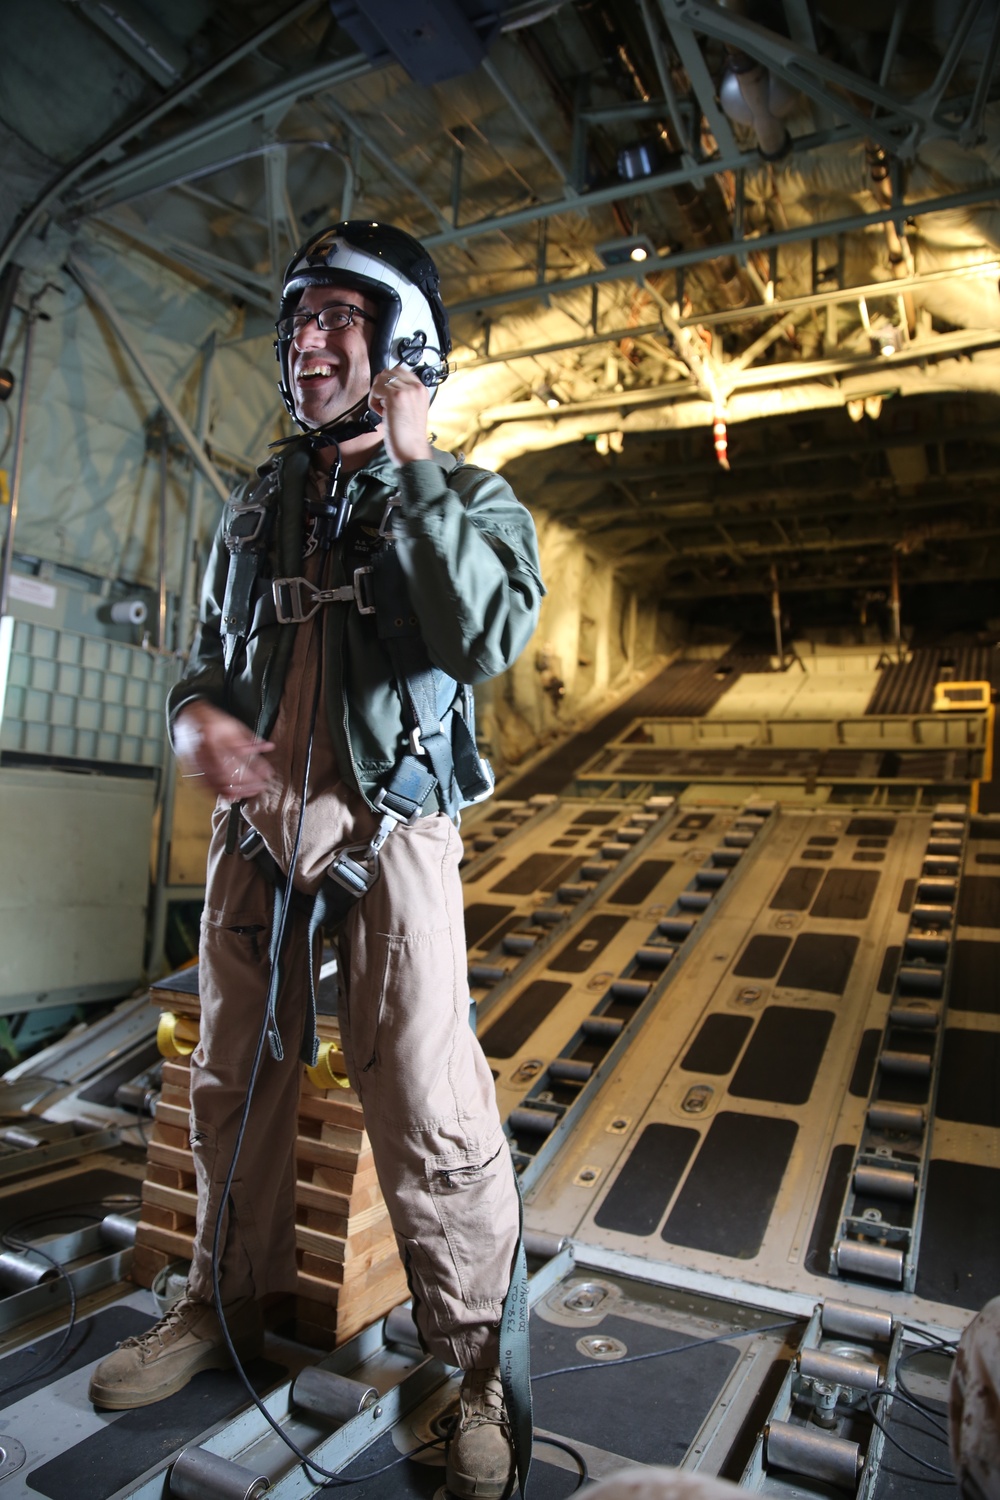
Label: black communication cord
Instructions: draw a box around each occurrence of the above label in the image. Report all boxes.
[531,1319,799,1383]
[864,1388,955,1480]
[0,1193,142,1399]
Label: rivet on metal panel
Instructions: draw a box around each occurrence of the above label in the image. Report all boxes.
[574,1165,601,1186]
[607,1116,630,1133]
[512,1059,544,1083]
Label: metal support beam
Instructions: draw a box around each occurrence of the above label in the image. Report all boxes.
[315,98,452,231]
[67,54,372,213]
[0,0,326,274]
[445,182,1000,317]
[961,2,1000,143]
[0,305,37,618]
[69,258,230,503]
[660,0,963,154]
[97,216,275,313]
[476,324,1000,424]
[481,55,575,191]
[637,0,694,158]
[660,6,738,154]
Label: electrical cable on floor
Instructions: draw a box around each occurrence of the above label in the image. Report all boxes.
[864,1388,955,1479]
[0,1194,143,1397]
[0,1232,78,1399]
[533,1434,588,1490]
[531,1319,799,1382]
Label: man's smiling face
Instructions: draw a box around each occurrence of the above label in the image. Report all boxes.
[289,284,379,430]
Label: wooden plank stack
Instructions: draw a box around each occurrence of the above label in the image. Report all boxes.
[133,971,409,1349]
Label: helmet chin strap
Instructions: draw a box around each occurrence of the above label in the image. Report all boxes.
[269,394,383,454]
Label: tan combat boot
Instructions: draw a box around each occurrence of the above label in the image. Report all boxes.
[88,1295,264,1410]
[445,1366,515,1499]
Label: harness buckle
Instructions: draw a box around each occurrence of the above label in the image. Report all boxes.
[353,566,376,615]
[372,785,423,825]
[272,576,355,623]
[272,570,375,623]
[408,722,445,757]
[327,844,380,897]
[225,500,270,551]
[378,490,402,538]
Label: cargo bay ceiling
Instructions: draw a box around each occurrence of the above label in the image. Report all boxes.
[2,0,1000,617]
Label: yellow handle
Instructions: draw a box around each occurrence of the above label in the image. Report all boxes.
[156,1011,200,1058]
[306,1039,351,1090]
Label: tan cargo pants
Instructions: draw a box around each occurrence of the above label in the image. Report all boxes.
[184,615,520,1372]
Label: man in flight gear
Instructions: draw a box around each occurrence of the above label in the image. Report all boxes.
[89,221,544,1500]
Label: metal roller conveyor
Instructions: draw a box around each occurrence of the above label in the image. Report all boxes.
[508,1106,560,1135]
[765,1421,862,1490]
[100,1213,138,1248]
[169,1447,270,1500]
[829,803,970,1295]
[820,1300,893,1344]
[469,965,506,985]
[383,1303,423,1352]
[895,966,944,997]
[0,1251,58,1292]
[910,903,955,927]
[521,1229,567,1260]
[916,877,957,903]
[677,890,712,911]
[502,934,537,955]
[292,1368,379,1424]
[798,1346,883,1392]
[710,845,742,865]
[609,979,651,1003]
[853,1163,917,1201]
[888,1002,939,1028]
[547,1058,594,1082]
[879,1050,932,1077]
[835,1239,904,1282]
[904,934,949,961]
[658,917,695,940]
[633,946,676,968]
[867,1103,925,1134]
[581,1016,625,1041]
[556,883,593,902]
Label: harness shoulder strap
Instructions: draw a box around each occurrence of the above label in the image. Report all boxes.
[220,462,282,667]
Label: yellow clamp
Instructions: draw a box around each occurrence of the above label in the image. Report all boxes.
[156,1011,200,1058]
[306,1039,351,1091]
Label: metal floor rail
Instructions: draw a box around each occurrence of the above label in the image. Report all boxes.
[830,804,970,1292]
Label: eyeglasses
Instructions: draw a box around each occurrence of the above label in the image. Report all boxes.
[275,303,375,340]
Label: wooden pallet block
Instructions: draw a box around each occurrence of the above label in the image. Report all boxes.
[135,1008,409,1347]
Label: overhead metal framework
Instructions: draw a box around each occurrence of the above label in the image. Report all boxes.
[4,0,1000,609]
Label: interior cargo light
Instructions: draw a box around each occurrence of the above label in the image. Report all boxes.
[595,235,658,268]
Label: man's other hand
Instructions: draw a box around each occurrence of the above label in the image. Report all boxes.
[369,364,433,466]
[173,700,275,802]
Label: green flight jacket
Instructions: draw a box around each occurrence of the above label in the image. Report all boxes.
[167,441,545,812]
